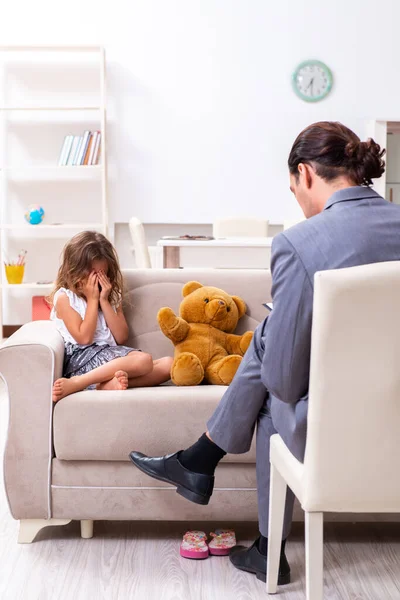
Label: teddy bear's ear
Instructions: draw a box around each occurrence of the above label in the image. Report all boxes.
[232,296,246,319]
[182,281,203,297]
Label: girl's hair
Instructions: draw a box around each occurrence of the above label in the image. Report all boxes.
[49,231,123,307]
[288,121,385,186]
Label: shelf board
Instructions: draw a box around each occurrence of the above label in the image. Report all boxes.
[0,223,104,230]
[0,106,101,111]
[1,166,101,170]
[0,165,102,179]
[1,282,54,289]
[0,46,103,53]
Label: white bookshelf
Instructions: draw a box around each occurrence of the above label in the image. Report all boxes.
[0,45,108,334]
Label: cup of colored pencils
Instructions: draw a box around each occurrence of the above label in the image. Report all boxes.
[5,250,26,284]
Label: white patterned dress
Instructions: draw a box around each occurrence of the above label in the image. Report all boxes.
[51,288,140,387]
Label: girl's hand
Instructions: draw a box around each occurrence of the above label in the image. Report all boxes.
[98,270,112,302]
[83,271,100,301]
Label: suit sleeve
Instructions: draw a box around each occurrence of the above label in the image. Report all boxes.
[261,233,313,404]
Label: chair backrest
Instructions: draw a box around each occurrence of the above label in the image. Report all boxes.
[303,262,400,512]
[283,217,306,231]
[213,217,269,238]
[129,217,152,269]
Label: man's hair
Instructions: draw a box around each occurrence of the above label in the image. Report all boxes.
[288,121,385,186]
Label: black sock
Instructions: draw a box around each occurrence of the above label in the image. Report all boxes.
[179,433,226,476]
[257,535,287,557]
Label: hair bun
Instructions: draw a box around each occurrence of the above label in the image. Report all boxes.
[345,138,385,185]
[345,140,364,162]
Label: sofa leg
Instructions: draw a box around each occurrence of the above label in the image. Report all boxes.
[18,518,72,544]
[80,520,94,539]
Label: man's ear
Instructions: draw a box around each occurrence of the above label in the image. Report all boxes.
[182,281,203,297]
[298,162,314,189]
[232,296,246,318]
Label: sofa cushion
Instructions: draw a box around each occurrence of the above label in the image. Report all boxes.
[53,385,256,463]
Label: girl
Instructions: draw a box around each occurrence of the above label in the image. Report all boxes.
[50,231,173,402]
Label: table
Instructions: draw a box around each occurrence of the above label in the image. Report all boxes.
[157,237,274,269]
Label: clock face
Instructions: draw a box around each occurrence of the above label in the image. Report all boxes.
[292,60,333,102]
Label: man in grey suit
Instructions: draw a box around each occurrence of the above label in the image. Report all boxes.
[130,122,400,584]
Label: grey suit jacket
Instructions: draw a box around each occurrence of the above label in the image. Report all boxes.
[261,186,400,460]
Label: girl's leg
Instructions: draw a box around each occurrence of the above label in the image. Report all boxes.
[53,351,153,402]
[128,356,173,388]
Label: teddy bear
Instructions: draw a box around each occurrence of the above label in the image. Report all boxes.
[157,281,254,386]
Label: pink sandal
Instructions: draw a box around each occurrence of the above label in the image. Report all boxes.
[180,530,209,560]
[208,529,237,556]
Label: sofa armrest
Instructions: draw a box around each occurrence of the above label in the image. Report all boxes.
[0,321,64,519]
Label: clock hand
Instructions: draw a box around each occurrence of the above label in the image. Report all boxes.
[305,77,314,91]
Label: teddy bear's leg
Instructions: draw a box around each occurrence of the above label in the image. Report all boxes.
[206,355,242,386]
[171,352,205,386]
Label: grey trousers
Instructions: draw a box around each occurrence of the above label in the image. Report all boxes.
[207,321,296,539]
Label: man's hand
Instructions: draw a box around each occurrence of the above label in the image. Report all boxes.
[98,270,112,302]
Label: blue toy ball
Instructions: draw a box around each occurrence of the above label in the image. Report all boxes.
[24,204,45,225]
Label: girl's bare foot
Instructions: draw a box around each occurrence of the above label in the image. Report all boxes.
[53,370,129,402]
[96,370,129,391]
[52,377,85,403]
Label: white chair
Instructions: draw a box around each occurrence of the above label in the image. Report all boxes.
[266,261,400,600]
[129,217,152,268]
[283,217,306,230]
[213,217,269,238]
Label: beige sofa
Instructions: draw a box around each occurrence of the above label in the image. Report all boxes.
[1,268,270,543]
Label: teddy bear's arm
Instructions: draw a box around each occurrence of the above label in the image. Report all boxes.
[157,307,190,343]
[225,331,254,356]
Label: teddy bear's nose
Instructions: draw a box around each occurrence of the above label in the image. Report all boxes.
[218,300,225,306]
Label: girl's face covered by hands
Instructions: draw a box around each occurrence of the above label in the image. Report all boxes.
[80,259,109,301]
[91,259,112,302]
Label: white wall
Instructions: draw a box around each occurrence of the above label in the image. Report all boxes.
[1,0,400,226]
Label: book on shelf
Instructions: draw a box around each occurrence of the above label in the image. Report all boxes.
[72,136,83,166]
[67,137,80,166]
[92,131,101,165]
[88,131,98,165]
[58,131,102,166]
[77,130,91,165]
[58,135,73,166]
[83,133,94,165]
[64,136,75,166]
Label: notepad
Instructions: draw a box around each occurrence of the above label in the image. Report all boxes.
[162,235,215,241]
[263,302,273,311]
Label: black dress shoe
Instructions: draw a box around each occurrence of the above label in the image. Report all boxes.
[129,451,214,505]
[229,538,291,585]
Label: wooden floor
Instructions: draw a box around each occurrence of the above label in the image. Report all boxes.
[1,384,400,599]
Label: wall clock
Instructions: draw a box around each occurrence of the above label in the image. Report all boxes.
[292,60,333,102]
